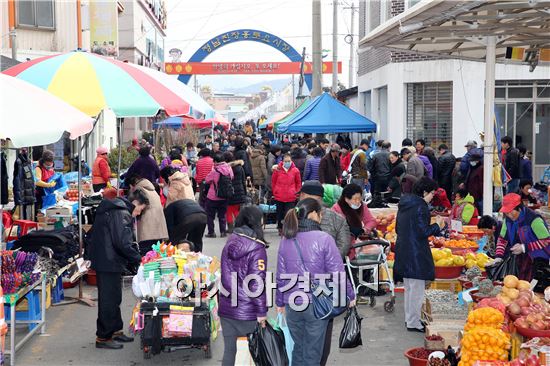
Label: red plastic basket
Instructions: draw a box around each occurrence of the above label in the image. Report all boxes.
[404,348,428,366]
[434,265,463,279]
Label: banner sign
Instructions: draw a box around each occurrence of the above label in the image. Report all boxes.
[89,0,118,57]
[165,61,342,75]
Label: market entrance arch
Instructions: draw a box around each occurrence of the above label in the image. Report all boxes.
[170,29,313,90]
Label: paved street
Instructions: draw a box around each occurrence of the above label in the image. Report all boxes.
[15,225,421,366]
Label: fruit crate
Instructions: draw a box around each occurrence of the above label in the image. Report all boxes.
[428,279,462,293]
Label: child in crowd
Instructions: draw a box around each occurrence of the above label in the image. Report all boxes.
[450,188,479,225]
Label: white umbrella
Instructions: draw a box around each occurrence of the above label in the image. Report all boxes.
[0,73,94,147]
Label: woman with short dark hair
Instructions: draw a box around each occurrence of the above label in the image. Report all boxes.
[332,183,377,240]
[394,177,445,332]
[34,150,56,212]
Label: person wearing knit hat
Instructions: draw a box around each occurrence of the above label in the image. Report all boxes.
[92,146,112,192]
[491,193,550,289]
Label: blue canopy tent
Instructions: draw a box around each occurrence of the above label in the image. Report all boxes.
[277,92,377,133]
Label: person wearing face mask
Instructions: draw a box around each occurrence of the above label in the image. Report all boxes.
[393,177,445,332]
[493,193,549,291]
[271,153,302,235]
[126,174,169,256]
[34,150,57,212]
[331,183,377,242]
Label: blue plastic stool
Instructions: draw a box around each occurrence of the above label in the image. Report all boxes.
[4,290,41,331]
[51,277,65,304]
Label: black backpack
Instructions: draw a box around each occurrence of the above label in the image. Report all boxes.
[215,168,234,199]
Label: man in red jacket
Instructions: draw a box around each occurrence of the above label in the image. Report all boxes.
[271,153,302,235]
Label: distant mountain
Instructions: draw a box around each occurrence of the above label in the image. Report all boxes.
[221,78,292,94]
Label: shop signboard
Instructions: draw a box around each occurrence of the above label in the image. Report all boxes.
[165,61,342,75]
[89,0,118,57]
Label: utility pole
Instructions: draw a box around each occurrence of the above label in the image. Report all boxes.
[332,0,338,93]
[349,3,355,87]
[9,28,17,60]
[312,0,322,97]
[193,75,198,94]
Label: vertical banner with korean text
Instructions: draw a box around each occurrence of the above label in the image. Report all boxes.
[89,0,118,57]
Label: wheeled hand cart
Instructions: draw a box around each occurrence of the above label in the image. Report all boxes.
[139,300,212,360]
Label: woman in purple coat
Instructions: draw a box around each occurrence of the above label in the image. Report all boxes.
[276,198,356,365]
[219,205,268,366]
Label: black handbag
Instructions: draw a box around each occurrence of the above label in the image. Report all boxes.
[292,239,347,320]
[486,255,518,281]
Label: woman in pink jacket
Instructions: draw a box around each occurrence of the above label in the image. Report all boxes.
[332,183,377,247]
[271,153,302,235]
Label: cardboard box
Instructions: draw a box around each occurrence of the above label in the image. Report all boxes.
[426,319,465,348]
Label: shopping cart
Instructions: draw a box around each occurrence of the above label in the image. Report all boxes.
[345,238,396,312]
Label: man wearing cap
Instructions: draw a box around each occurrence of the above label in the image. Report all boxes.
[299,180,351,366]
[92,146,112,192]
[493,193,549,288]
[460,140,483,177]
[318,144,342,185]
[464,152,484,213]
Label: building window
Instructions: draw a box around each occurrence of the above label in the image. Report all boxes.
[406,0,422,9]
[407,82,453,149]
[17,0,55,29]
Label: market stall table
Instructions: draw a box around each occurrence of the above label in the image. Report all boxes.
[3,275,47,366]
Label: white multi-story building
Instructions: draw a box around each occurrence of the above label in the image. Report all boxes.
[356,0,550,179]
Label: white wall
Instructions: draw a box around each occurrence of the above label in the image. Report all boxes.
[1,1,79,61]
[358,59,550,158]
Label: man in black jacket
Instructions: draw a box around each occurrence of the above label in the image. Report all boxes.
[89,196,141,350]
[233,136,253,180]
[437,144,456,201]
[368,141,392,194]
[501,136,521,193]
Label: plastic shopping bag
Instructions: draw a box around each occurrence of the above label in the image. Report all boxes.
[486,255,518,281]
[235,337,254,366]
[247,321,289,366]
[339,307,363,349]
[277,313,294,366]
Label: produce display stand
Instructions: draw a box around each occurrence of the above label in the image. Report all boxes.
[3,276,46,366]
